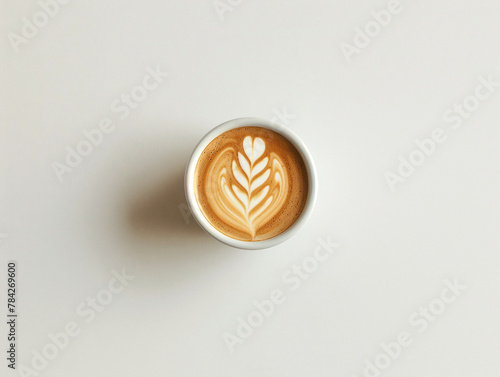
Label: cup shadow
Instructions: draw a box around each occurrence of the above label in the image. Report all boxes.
[127,169,199,240]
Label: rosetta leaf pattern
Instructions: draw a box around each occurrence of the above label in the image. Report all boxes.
[216,136,287,239]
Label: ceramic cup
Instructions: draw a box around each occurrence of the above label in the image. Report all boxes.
[185,117,317,250]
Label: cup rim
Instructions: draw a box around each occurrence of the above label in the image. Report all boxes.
[185,117,318,250]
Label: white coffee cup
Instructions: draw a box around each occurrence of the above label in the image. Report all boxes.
[184,117,318,250]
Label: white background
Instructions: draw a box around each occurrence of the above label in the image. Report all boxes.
[1,0,500,376]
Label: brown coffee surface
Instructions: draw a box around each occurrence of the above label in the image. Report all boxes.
[194,126,309,241]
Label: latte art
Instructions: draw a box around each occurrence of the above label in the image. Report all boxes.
[209,136,288,238]
[194,127,309,242]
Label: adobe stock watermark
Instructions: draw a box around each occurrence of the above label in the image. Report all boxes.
[51,65,168,183]
[177,106,296,224]
[384,75,500,192]
[222,236,340,353]
[350,278,467,377]
[213,0,244,21]
[270,106,296,128]
[17,268,134,376]
[340,0,410,63]
[8,0,72,53]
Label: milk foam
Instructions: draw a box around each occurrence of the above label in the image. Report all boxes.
[195,127,309,242]
[206,136,288,239]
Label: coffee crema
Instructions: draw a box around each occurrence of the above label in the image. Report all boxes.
[194,126,309,242]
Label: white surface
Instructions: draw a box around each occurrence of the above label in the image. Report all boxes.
[1,1,500,376]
